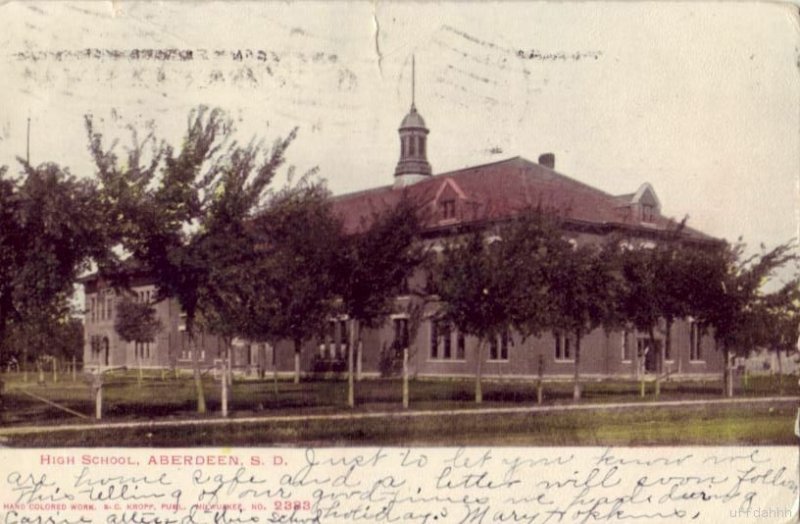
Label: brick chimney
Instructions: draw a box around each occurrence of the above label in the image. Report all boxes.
[538,153,555,169]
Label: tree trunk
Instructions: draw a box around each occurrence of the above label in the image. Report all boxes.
[402,344,409,409]
[95,384,103,420]
[93,374,103,420]
[662,320,673,395]
[271,340,279,399]
[221,341,229,418]
[722,345,730,397]
[536,354,544,405]
[137,354,143,387]
[347,320,357,408]
[259,343,266,379]
[650,327,660,398]
[52,358,58,383]
[356,338,363,382]
[187,317,207,414]
[293,339,301,384]
[573,332,582,401]
[776,347,784,395]
[475,341,484,404]
[72,356,76,382]
[0,322,4,377]
[23,346,28,382]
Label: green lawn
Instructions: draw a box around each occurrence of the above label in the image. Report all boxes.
[0,371,796,446]
[3,402,795,447]
[0,371,795,426]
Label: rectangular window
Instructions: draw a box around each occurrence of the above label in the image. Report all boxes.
[327,320,337,359]
[442,324,452,359]
[430,320,439,359]
[690,322,704,361]
[621,330,632,361]
[339,319,349,357]
[555,332,574,361]
[456,332,466,360]
[430,321,466,361]
[393,318,409,349]
[642,204,655,223]
[490,331,510,361]
[441,200,456,219]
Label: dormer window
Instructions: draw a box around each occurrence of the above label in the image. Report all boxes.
[441,199,456,220]
[642,204,655,223]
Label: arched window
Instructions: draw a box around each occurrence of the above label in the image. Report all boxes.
[419,136,425,157]
[409,135,416,156]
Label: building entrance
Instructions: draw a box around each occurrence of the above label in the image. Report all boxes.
[638,337,662,373]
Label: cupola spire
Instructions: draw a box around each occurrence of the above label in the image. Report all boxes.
[411,55,415,108]
[394,55,432,188]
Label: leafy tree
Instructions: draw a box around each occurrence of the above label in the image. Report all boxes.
[618,243,662,383]
[242,179,341,385]
[548,242,618,400]
[114,296,163,385]
[335,196,423,407]
[87,107,296,413]
[0,162,112,375]
[114,297,163,347]
[689,240,796,396]
[617,233,722,395]
[0,166,17,365]
[431,210,559,403]
[746,280,800,394]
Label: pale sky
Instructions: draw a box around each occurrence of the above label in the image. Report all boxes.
[1,2,798,281]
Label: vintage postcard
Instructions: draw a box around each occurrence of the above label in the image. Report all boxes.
[0,2,798,523]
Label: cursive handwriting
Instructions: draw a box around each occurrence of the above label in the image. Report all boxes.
[1,447,795,523]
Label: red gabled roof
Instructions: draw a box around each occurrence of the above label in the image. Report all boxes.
[331,156,713,241]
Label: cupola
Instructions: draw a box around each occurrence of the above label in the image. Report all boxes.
[394,57,432,188]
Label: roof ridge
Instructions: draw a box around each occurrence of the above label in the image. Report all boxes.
[431,156,522,178]
[512,157,623,201]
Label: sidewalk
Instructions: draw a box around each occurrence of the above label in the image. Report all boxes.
[0,395,796,437]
